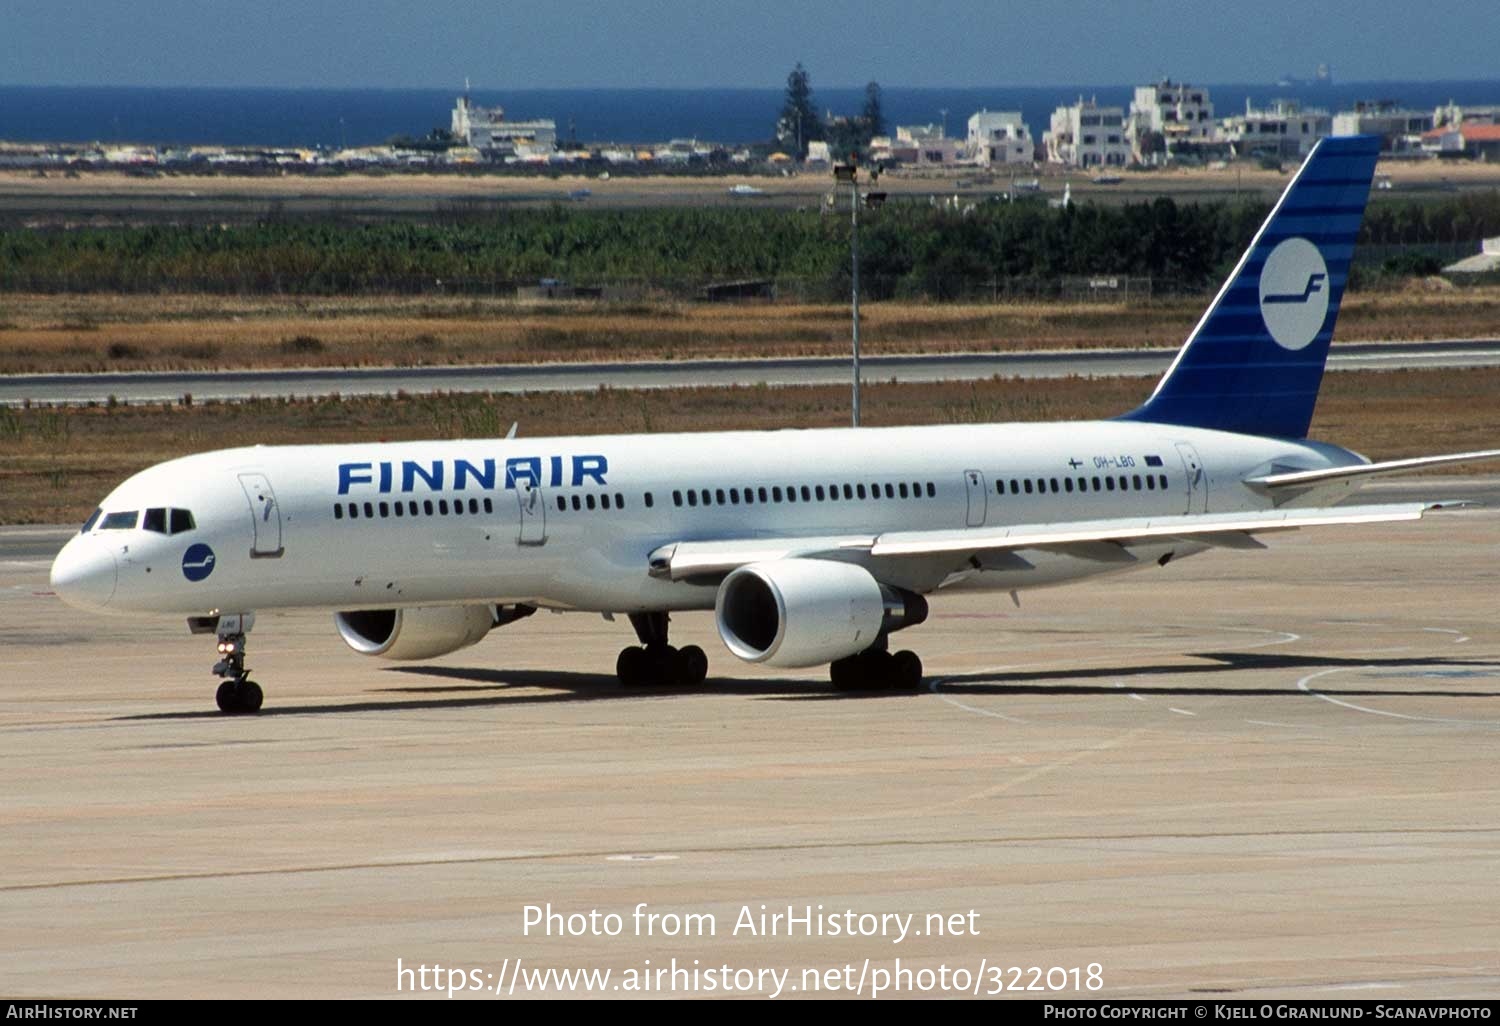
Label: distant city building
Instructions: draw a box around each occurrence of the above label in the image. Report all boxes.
[804,140,832,167]
[1331,103,1433,153]
[965,110,1033,166]
[451,93,556,159]
[1044,98,1129,168]
[1220,99,1331,159]
[1128,80,1214,164]
[1434,102,1500,129]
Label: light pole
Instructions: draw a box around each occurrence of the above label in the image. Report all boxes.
[834,162,861,426]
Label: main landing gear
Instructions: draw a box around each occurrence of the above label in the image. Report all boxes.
[201,613,263,714]
[616,612,709,688]
[829,639,923,692]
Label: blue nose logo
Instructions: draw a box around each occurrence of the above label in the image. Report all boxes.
[182,543,217,582]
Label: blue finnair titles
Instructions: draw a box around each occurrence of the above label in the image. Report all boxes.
[1121,134,1381,439]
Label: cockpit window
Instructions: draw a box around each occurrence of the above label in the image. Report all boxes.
[169,509,196,534]
[81,509,102,533]
[99,511,139,530]
[143,508,168,534]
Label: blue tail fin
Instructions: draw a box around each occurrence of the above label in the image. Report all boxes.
[1120,135,1380,439]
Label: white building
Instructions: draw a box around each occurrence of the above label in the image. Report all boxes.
[1220,100,1331,159]
[893,124,962,166]
[1129,80,1214,163]
[1044,99,1129,168]
[965,110,1033,166]
[451,94,556,159]
[1331,105,1433,153]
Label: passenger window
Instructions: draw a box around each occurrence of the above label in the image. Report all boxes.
[758,487,769,503]
[379,502,390,518]
[1132,475,1142,491]
[409,501,419,516]
[898,483,908,499]
[645,493,654,508]
[856,484,867,499]
[843,484,853,499]
[800,486,811,502]
[729,488,739,505]
[143,508,168,533]
[1118,476,1128,491]
[1063,479,1073,493]
[927,482,935,497]
[424,500,434,516]
[438,500,448,515]
[815,485,825,501]
[1023,480,1033,495]
[673,490,682,507]
[1159,474,1169,490]
[700,489,711,507]
[470,498,480,514]
[716,489,726,505]
[742,488,753,506]
[100,511,139,530]
[1145,475,1155,491]
[394,503,404,518]
[1050,479,1059,493]
[1092,477,1102,491]
[615,493,625,509]
[364,502,375,518]
[453,500,463,516]
[687,491,697,507]
[572,495,582,511]
[601,494,611,510]
[557,496,566,512]
[586,494,596,510]
[349,504,359,520]
[772,487,782,502]
[334,505,343,520]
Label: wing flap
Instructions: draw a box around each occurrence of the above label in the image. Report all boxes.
[869,503,1437,557]
[652,503,1450,580]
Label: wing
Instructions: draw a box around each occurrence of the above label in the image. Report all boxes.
[649,502,1461,583]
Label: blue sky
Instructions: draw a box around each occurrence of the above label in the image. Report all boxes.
[6,0,1497,89]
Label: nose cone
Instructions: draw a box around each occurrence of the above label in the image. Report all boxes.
[50,534,118,611]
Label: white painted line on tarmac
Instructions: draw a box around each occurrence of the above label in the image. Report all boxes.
[1168,707,1197,716]
[927,676,1029,723]
[1296,668,1500,726]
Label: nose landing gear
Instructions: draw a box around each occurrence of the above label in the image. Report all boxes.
[193,613,263,714]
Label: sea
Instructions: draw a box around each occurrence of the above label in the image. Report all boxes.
[2,81,1499,149]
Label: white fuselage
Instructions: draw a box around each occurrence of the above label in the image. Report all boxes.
[53,419,1359,620]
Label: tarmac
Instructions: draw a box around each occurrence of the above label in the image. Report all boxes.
[3,479,1499,1000]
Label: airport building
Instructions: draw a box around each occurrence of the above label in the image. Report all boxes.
[1044,98,1129,167]
[965,110,1034,166]
[451,94,557,159]
[1220,99,1332,159]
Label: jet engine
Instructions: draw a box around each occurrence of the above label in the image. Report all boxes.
[335,605,498,661]
[714,559,927,667]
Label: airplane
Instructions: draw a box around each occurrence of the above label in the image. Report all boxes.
[49,135,1500,714]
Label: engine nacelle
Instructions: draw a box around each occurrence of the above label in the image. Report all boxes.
[335,604,497,661]
[714,559,927,668]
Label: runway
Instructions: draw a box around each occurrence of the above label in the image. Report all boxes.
[3,481,1499,999]
[4,338,1500,406]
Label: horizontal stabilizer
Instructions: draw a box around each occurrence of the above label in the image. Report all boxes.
[1246,449,1500,489]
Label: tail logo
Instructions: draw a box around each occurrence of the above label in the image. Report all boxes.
[1259,237,1330,351]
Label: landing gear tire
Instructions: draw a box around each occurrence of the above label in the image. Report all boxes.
[830,648,923,691]
[616,646,649,687]
[678,645,708,687]
[890,650,924,690]
[214,678,264,714]
[616,642,708,687]
[238,680,264,712]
